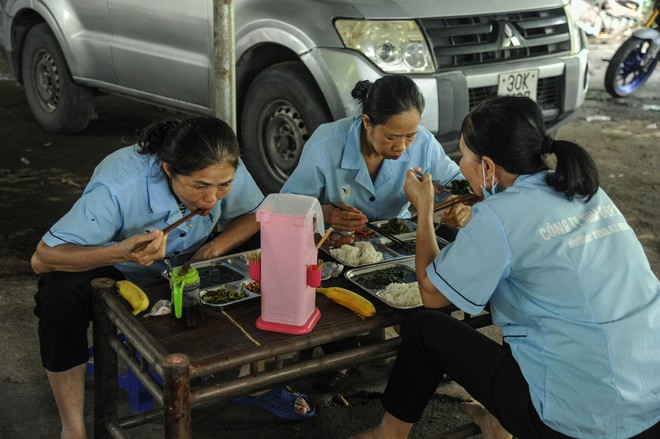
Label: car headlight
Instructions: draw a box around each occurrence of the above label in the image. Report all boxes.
[335,19,435,74]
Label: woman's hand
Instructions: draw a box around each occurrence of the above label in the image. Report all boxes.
[404,168,435,214]
[121,230,167,266]
[441,197,472,228]
[324,203,367,232]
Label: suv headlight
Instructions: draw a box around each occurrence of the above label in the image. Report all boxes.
[335,19,435,74]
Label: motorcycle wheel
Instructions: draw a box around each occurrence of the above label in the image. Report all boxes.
[604,36,659,97]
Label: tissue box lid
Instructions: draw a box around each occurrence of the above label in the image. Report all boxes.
[257,193,325,234]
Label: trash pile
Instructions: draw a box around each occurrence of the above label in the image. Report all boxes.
[570,0,648,38]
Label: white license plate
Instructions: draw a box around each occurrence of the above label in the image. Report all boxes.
[497,69,538,101]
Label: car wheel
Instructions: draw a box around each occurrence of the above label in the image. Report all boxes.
[21,23,94,133]
[240,61,332,194]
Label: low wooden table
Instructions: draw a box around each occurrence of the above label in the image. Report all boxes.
[91,274,491,438]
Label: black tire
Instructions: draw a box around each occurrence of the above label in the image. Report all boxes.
[240,61,332,194]
[604,36,659,98]
[21,23,94,132]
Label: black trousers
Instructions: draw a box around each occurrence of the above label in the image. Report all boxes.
[33,266,125,372]
[381,310,660,439]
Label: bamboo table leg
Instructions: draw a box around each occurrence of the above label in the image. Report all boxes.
[163,353,191,439]
[92,278,119,439]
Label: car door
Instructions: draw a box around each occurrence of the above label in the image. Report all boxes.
[108,0,213,110]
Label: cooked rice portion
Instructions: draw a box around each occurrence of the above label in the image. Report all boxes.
[378,281,422,307]
[329,241,384,266]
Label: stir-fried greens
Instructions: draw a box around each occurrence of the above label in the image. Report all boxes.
[379,218,413,234]
[450,180,474,195]
[387,240,416,255]
[202,285,246,304]
[353,266,417,290]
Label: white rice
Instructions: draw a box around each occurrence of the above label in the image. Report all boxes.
[328,241,384,266]
[378,282,422,307]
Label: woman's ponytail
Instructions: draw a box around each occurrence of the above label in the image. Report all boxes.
[545,139,599,201]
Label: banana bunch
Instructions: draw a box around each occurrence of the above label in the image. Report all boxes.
[116,280,150,316]
[316,287,376,317]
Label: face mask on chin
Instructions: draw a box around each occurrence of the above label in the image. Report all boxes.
[480,159,499,199]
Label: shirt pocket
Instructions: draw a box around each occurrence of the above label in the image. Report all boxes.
[501,324,528,343]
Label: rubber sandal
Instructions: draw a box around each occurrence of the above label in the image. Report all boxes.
[231,385,315,421]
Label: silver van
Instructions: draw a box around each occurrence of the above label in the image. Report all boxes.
[0,0,589,193]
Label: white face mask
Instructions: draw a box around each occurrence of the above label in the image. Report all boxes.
[481,159,499,199]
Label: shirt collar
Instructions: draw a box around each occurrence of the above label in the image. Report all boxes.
[146,155,181,222]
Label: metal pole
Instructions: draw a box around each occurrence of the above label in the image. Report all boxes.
[213,0,236,131]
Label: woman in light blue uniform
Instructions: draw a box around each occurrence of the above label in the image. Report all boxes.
[281,75,467,232]
[353,97,660,439]
[282,75,470,392]
[30,117,313,439]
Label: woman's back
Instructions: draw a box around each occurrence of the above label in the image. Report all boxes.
[470,172,660,435]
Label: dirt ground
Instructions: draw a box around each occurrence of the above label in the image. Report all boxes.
[0,36,659,438]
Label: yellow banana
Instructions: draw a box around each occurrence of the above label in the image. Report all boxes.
[116,280,150,316]
[316,287,376,317]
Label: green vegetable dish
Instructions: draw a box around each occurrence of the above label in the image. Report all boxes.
[202,285,246,305]
[450,180,473,195]
[379,218,412,234]
[352,266,417,290]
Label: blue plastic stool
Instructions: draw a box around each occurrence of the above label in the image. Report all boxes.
[87,335,163,413]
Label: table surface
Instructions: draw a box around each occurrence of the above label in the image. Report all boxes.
[135,274,406,377]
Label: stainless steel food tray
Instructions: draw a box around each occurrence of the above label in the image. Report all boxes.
[162,250,259,307]
[344,258,422,309]
[319,227,449,269]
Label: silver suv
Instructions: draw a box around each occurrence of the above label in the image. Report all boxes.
[0,0,589,193]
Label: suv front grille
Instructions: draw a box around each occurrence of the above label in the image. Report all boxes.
[468,76,560,111]
[420,7,571,70]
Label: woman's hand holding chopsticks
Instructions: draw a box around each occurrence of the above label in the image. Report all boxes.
[123,229,168,266]
[325,202,368,232]
[404,168,437,220]
[441,196,472,228]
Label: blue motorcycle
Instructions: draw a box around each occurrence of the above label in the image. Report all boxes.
[605,0,660,97]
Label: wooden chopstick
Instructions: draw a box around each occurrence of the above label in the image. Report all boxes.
[409,194,480,222]
[130,208,205,253]
[411,169,452,195]
[316,226,334,249]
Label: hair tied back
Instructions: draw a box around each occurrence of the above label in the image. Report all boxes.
[542,135,554,155]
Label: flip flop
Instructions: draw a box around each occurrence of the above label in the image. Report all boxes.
[231,385,315,421]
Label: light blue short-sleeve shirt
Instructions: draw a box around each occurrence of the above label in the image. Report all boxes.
[426,173,660,438]
[280,116,461,220]
[42,146,264,283]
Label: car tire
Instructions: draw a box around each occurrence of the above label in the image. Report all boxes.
[21,23,95,133]
[240,61,332,194]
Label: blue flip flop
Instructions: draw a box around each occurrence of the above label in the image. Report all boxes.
[231,385,316,421]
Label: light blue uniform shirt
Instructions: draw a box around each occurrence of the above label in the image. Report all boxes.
[42,146,264,283]
[280,116,461,220]
[426,172,660,438]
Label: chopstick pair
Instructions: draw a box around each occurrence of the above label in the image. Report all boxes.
[410,169,453,195]
[330,202,406,246]
[130,208,205,253]
[408,194,480,221]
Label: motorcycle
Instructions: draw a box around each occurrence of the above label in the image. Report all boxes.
[604,0,660,97]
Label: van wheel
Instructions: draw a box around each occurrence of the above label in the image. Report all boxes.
[240,62,332,194]
[21,23,94,133]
